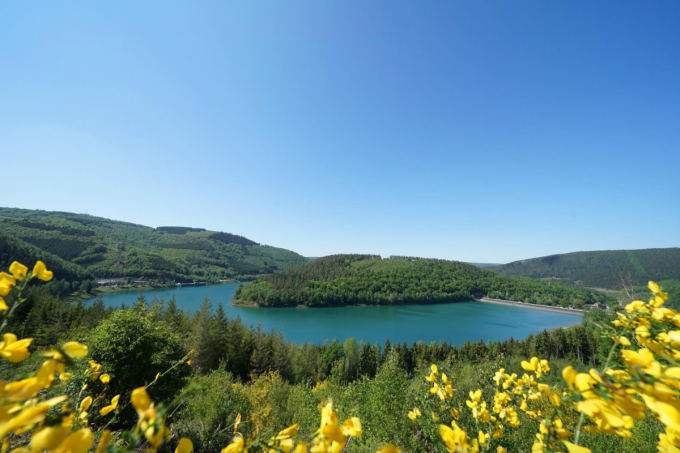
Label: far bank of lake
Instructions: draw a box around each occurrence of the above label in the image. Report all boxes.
[87,283,582,345]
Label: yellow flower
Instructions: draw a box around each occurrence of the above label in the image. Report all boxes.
[616,336,632,346]
[649,281,660,293]
[449,408,459,420]
[79,396,93,412]
[0,333,33,363]
[292,442,307,453]
[233,413,242,434]
[176,438,194,453]
[132,387,152,414]
[99,374,111,384]
[63,342,89,359]
[537,384,560,405]
[31,426,70,451]
[277,423,299,439]
[222,435,245,453]
[100,395,120,416]
[521,357,549,377]
[431,364,439,375]
[0,297,7,311]
[32,261,53,282]
[0,272,16,296]
[466,389,482,408]
[95,430,111,453]
[497,447,507,453]
[52,428,93,453]
[640,394,680,432]
[478,431,488,447]
[431,412,439,421]
[621,348,655,368]
[407,408,421,420]
[376,445,400,453]
[563,441,591,453]
[9,262,28,280]
[439,424,470,453]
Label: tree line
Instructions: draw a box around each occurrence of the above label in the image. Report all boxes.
[235,254,615,308]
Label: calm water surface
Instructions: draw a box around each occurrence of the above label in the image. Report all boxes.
[92,283,581,345]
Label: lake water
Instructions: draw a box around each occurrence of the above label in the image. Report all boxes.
[91,283,582,345]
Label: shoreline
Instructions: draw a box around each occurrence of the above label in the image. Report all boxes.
[478,297,584,316]
[232,297,585,316]
[74,281,240,302]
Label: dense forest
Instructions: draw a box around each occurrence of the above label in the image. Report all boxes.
[234,254,615,308]
[0,208,309,287]
[491,247,680,289]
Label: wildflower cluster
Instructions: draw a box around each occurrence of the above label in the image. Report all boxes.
[422,357,563,452]
[0,260,196,453]
[220,400,364,453]
[412,280,680,453]
[562,281,680,451]
[0,261,107,453]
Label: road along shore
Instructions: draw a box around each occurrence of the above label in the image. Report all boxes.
[478,297,584,316]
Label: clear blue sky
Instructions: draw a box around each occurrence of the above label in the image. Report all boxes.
[1,1,679,263]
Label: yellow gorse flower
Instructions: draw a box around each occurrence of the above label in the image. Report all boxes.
[95,430,112,453]
[407,407,421,420]
[100,395,120,416]
[79,396,93,412]
[0,333,32,363]
[221,435,245,453]
[176,437,194,453]
[9,261,28,280]
[233,413,242,434]
[0,272,16,296]
[376,445,400,453]
[63,342,89,359]
[32,261,53,282]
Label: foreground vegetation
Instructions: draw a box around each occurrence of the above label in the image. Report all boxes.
[491,247,680,290]
[3,259,680,453]
[0,207,309,287]
[234,255,614,308]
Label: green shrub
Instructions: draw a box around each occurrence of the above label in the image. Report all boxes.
[173,368,251,452]
[88,308,190,423]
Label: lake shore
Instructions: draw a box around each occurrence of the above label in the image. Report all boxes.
[478,297,584,316]
[75,281,240,302]
[88,283,582,344]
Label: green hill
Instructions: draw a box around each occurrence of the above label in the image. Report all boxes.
[490,248,680,289]
[0,207,308,284]
[234,254,613,308]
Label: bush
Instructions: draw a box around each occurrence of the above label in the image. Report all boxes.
[88,308,191,422]
[173,368,251,452]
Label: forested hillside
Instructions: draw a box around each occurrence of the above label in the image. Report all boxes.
[0,207,308,285]
[234,254,613,308]
[491,248,680,289]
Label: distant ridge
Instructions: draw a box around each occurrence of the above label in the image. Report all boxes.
[0,207,309,283]
[490,248,680,289]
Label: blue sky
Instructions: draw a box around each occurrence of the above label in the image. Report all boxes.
[1,1,679,263]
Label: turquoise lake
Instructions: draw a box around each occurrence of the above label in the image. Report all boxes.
[91,283,582,345]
